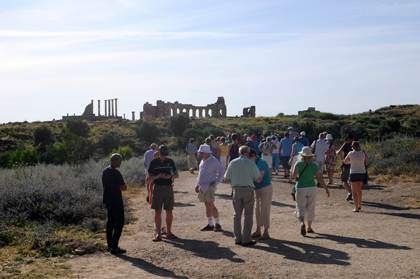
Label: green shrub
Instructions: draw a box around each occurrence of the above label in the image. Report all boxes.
[135,121,160,144]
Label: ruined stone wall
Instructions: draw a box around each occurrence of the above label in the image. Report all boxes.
[142,97,227,120]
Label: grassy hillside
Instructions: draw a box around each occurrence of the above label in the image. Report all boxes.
[0,104,419,168]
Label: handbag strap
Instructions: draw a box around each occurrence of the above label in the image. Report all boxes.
[298,163,309,178]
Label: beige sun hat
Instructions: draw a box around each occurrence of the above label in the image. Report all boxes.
[198,144,212,153]
[300,146,315,157]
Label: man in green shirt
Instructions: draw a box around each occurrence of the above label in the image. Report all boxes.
[225,146,262,246]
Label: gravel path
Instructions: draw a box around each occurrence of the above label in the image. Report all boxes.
[66,170,420,278]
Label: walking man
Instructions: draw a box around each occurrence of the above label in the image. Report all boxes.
[224,146,262,246]
[279,132,293,178]
[311,133,330,185]
[186,138,198,173]
[102,153,127,254]
[336,134,355,201]
[143,143,158,202]
[147,145,179,241]
[195,144,226,232]
[288,126,299,140]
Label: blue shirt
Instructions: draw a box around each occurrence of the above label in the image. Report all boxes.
[254,156,271,190]
[252,140,260,151]
[299,137,308,146]
[281,138,293,156]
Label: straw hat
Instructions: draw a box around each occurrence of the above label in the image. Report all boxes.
[198,144,212,153]
[300,146,315,157]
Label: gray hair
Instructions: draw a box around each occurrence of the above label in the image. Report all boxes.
[319,133,325,139]
[150,143,157,148]
[298,154,314,164]
[239,146,250,155]
[110,153,122,162]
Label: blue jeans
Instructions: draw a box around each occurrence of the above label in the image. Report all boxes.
[271,154,280,169]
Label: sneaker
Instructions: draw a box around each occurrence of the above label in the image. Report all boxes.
[214,224,222,232]
[200,224,214,231]
[275,170,278,175]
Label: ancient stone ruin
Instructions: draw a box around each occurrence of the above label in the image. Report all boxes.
[62,97,256,121]
[62,99,122,121]
[141,97,228,120]
[298,107,319,115]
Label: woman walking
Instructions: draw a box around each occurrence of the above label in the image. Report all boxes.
[288,137,304,184]
[343,141,368,212]
[248,149,273,240]
[324,134,339,185]
[292,147,329,236]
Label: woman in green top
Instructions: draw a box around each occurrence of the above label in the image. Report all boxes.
[291,147,329,236]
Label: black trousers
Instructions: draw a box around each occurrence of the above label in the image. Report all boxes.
[106,204,124,249]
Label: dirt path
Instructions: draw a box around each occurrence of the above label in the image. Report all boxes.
[66,170,420,278]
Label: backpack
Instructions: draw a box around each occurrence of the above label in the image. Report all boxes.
[261,142,272,155]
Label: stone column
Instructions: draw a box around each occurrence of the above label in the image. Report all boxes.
[111,99,114,117]
[108,100,111,117]
[132,111,135,121]
[98,100,101,116]
[115,98,118,117]
[104,100,107,117]
[198,109,202,118]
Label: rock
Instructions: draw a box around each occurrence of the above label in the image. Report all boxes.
[75,248,86,255]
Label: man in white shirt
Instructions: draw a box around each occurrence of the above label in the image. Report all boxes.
[310,133,329,184]
[195,144,226,232]
[143,143,158,202]
[288,126,300,140]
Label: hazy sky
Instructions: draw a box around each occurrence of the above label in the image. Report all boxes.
[1,0,420,123]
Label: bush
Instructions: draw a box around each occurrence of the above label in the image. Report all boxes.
[135,121,160,144]
[169,114,190,137]
[98,133,121,155]
[65,120,90,138]
[111,146,133,160]
[7,148,39,168]
[34,126,55,148]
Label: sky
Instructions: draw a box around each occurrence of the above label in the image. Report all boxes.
[1,0,420,123]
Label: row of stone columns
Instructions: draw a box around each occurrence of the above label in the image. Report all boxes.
[98,98,118,117]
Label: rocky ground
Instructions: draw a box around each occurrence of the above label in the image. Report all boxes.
[65,170,420,279]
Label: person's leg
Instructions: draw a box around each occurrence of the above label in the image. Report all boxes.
[242,187,255,244]
[260,185,273,234]
[295,188,308,235]
[341,168,352,198]
[305,188,317,231]
[155,209,162,237]
[357,182,363,208]
[253,189,262,236]
[112,205,125,249]
[232,187,244,243]
[165,210,173,234]
[106,206,116,249]
[351,182,359,211]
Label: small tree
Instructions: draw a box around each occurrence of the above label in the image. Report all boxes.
[135,121,160,144]
[66,119,90,138]
[169,114,190,137]
[34,126,55,149]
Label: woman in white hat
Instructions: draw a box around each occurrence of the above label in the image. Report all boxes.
[325,134,339,185]
[291,147,329,236]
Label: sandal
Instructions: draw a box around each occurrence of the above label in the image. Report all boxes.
[251,232,261,238]
[307,228,315,233]
[352,209,359,212]
[167,233,178,239]
[152,236,162,242]
[259,234,270,240]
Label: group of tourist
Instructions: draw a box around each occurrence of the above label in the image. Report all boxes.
[101,128,369,253]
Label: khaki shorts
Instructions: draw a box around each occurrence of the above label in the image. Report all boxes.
[151,185,174,210]
[341,167,350,182]
[199,187,216,203]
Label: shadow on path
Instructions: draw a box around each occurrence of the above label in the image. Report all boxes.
[173,191,189,195]
[216,193,232,200]
[271,201,295,208]
[373,211,420,220]
[174,202,195,207]
[362,201,411,211]
[115,254,189,278]
[165,238,244,263]
[316,233,412,250]
[255,239,350,265]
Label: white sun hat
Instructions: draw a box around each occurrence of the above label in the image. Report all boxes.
[198,144,212,153]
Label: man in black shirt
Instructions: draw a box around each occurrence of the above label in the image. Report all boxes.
[102,153,127,254]
[147,145,179,241]
[337,134,354,201]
